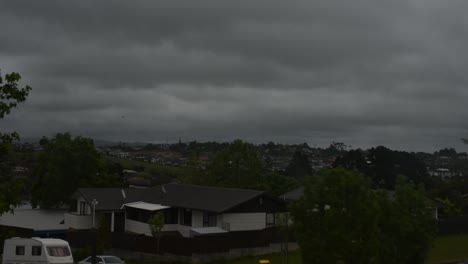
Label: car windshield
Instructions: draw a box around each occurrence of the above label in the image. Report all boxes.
[102,257,123,263]
[46,247,71,257]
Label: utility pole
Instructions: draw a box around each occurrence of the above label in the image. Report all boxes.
[91,199,99,264]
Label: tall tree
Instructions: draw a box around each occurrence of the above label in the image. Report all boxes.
[291,168,381,264]
[334,146,429,189]
[285,149,312,179]
[291,167,436,264]
[31,132,122,208]
[204,139,263,189]
[0,70,31,213]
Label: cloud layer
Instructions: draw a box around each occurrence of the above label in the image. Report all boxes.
[2,0,468,151]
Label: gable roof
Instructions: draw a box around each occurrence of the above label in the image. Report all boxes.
[77,183,264,213]
[281,186,304,201]
[151,183,264,213]
[77,188,148,211]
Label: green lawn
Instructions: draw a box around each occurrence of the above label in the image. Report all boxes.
[111,158,191,179]
[207,251,302,264]
[125,236,468,264]
[427,234,468,264]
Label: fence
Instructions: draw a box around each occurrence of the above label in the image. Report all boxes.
[66,227,291,256]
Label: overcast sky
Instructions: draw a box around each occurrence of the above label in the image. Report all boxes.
[2,1,468,152]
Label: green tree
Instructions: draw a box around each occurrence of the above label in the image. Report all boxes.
[0,70,31,213]
[148,212,165,257]
[31,132,122,208]
[291,168,436,264]
[204,139,263,189]
[375,176,437,264]
[285,150,312,179]
[291,168,381,264]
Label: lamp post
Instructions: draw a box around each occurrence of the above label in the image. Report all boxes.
[91,199,99,228]
[91,198,98,264]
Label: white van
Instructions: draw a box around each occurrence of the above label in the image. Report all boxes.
[2,238,73,264]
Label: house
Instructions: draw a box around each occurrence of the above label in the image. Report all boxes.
[0,202,67,237]
[429,168,460,179]
[64,183,286,237]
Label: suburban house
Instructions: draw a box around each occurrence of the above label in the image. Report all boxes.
[0,202,67,237]
[65,183,286,237]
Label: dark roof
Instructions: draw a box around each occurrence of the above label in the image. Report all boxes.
[77,183,264,213]
[281,187,304,201]
[77,188,148,211]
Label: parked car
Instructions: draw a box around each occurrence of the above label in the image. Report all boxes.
[78,256,125,264]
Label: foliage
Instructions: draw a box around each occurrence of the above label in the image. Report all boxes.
[148,212,165,237]
[148,211,165,257]
[182,139,300,194]
[290,167,436,264]
[435,198,461,217]
[0,71,31,118]
[262,171,299,196]
[285,150,312,179]
[333,146,429,189]
[0,70,31,213]
[203,139,263,189]
[31,132,122,208]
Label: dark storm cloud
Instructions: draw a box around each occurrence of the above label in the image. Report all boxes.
[2,0,468,151]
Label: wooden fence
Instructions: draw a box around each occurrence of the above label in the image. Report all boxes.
[66,227,290,256]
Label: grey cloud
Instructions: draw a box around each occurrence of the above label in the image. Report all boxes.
[1,0,468,152]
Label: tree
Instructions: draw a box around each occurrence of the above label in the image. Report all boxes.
[0,70,31,213]
[291,168,381,264]
[148,212,165,257]
[290,167,436,264]
[31,132,122,208]
[375,176,436,263]
[285,150,312,179]
[334,146,429,189]
[203,139,263,189]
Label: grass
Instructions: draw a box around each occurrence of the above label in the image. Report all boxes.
[125,251,302,264]
[125,235,468,264]
[111,158,191,179]
[207,251,302,264]
[427,234,468,264]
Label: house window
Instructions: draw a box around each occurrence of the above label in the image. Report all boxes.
[79,201,87,215]
[47,246,71,257]
[266,213,275,227]
[32,246,42,256]
[16,246,25,255]
[164,208,178,224]
[182,209,192,226]
[203,212,217,227]
[70,199,78,212]
[126,207,152,223]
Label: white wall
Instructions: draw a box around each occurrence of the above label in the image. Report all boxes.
[192,211,204,228]
[126,219,152,236]
[221,213,266,231]
[64,213,93,229]
[125,220,193,237]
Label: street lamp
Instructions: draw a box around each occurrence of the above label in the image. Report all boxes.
[91,198,99,264]
[91,199,99,228]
